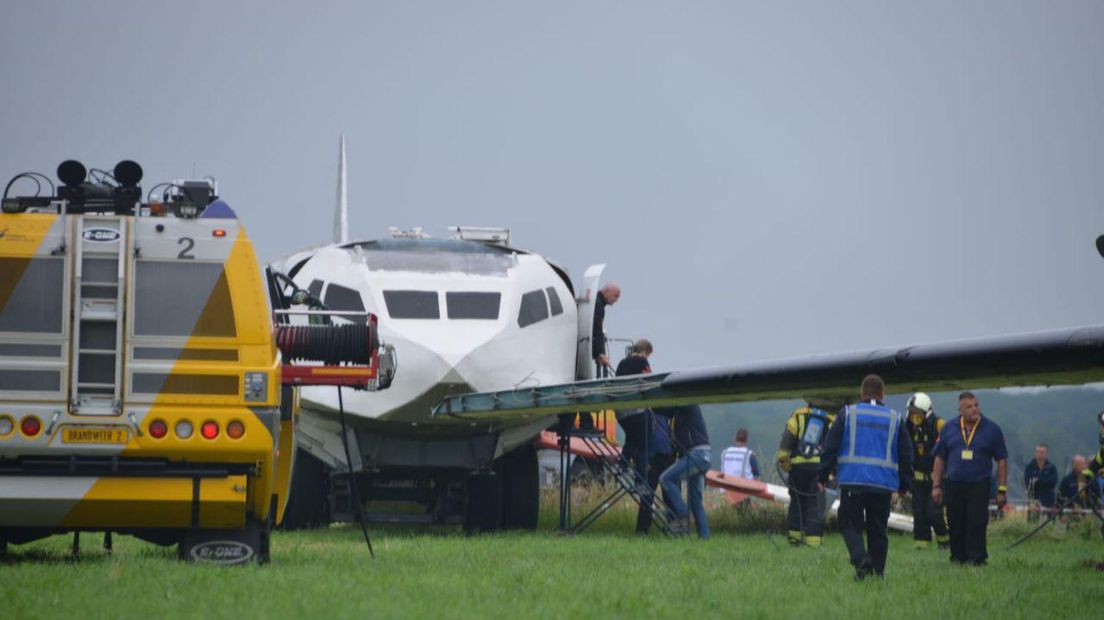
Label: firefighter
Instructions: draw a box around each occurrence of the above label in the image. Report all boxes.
[903,392,949,549]
[777,403,836,546]
[1090,410,1104,480]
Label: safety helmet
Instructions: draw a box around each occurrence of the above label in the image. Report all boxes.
[907,392,934,416]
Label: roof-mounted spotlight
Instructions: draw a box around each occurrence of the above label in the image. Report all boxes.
[57,160,87,187]
[113,160,142,187]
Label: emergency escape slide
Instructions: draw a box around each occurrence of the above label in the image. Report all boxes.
[432,325,1104,420]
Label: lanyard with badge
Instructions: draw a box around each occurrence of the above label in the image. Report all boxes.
[960,416,979,461]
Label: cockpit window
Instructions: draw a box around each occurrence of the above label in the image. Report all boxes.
[517,290,549,328]
[383,290,440,319]
[545,287,563,317]
[446,292,501,320]
[324,283,367,324]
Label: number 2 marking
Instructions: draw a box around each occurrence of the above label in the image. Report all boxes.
[178,237,195,259]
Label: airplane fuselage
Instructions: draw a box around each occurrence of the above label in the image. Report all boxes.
[285,237,578,466]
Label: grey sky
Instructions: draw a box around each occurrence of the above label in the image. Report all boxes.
[4,1,1103,372]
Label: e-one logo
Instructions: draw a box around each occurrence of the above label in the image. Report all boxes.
[82,228,120,243]
[189,540,255,564]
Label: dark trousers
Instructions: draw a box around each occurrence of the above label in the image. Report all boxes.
[636,452,675,533]
[619,413,647,466]
[838,489,891,575]
[945,479,991,565]
[911,479,948,543]
[787,467,824,539]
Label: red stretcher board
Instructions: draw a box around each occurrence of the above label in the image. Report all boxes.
[534,431,619,462]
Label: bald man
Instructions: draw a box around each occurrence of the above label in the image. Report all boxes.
[579,282,620,430]
[592,282,621,370]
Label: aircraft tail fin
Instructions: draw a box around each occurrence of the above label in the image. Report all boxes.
[333,134,348,245]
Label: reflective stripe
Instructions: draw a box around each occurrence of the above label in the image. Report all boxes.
[840,456,896,467]
[914,471,931,481]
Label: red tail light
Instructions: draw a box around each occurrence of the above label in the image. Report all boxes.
[200,421,219,439]
[149,419,168,439]
[226,421,245,439]
[21,416,42,437]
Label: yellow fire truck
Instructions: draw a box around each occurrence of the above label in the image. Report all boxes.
[0,160,389,563]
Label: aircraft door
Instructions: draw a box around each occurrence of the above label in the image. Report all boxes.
[575,263,606,380]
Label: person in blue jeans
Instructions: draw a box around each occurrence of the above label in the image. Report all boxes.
[659,404,711,538]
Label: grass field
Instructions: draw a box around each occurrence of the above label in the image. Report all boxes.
[4,492,1103,620]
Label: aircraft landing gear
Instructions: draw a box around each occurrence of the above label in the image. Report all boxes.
[499,444,540,530]
[463,472,503,534]
[280,448,332,530]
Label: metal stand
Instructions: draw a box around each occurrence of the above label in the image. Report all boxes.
[555,409,678,536]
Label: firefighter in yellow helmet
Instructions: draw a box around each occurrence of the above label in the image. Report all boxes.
[903,392,949,549]
[777,404,837,546]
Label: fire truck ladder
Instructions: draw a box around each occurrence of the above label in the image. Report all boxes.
[69,214,128,415]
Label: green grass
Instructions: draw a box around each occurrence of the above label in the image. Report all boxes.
[4,493,1103,620]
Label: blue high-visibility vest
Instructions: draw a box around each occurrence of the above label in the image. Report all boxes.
[838,402,901,492]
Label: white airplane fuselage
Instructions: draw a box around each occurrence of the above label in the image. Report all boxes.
[285,237,579,464]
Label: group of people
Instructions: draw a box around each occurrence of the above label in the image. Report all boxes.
[777,376,1010,578]
[1023,443,1104,516]
[588,282,1103,579]
[591,283,713,539]
[614,339,713,539]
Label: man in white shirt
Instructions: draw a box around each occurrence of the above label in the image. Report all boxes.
[721,428,759,480]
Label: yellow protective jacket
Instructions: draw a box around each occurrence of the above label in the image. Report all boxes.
[777,406,837,471]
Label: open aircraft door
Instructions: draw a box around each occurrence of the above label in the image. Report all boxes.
[575,263,606,380]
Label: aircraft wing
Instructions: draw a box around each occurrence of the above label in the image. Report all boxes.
[432,325,1104,421]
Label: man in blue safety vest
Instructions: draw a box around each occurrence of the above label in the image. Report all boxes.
[820,374,913,580]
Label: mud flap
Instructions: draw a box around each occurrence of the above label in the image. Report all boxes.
[180,520,269,565]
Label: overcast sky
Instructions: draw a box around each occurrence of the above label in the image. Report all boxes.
[4,1,1103,372]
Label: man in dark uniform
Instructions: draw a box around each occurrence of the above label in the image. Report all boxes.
[592,282,621,372]
[637,406,675,535]
[1023,443,1058,519]
[931,392,1009,566]
[614,338,652,467]
[777,404,837,547]
[578,282,620,430]
[820,375,912,580]
[903,392,949,549]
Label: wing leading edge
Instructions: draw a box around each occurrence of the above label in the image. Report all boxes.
[431,325,1104,421]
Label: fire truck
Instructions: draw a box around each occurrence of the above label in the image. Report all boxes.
[0,160,390,563]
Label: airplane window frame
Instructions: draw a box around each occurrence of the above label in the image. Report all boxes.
[517,289,549,328]
[383,290,441,320]
[545,286,564,317]
[446,291,502,320]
